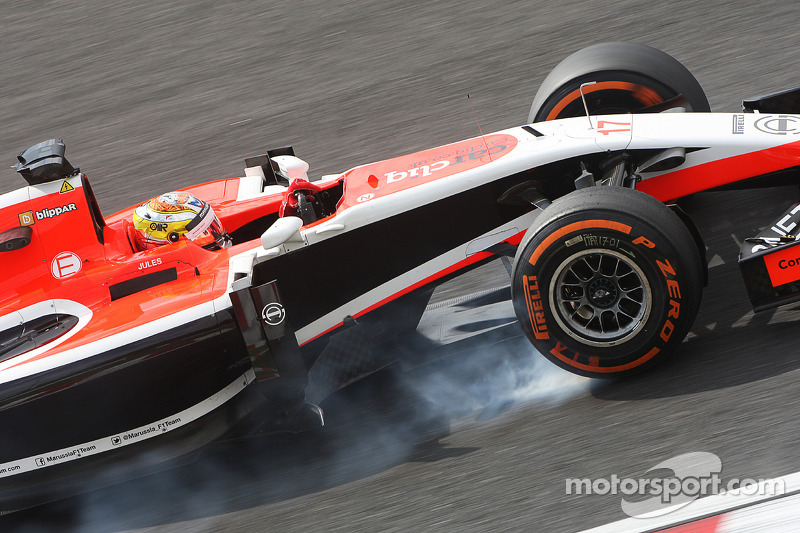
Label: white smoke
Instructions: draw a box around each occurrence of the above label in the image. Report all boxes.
[2,265,591,532]
[402,276,591,423]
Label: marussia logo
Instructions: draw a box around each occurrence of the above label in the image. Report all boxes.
[261,303,286,326]
[754,115,800,135]
[36,203,77,220]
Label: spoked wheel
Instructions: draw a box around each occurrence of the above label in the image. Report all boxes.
[550,248,652,347]
[511,186,704,378]
[528,42,710,123]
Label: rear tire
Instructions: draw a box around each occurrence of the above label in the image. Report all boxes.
[511,187,704,378]
[529,42,709,123]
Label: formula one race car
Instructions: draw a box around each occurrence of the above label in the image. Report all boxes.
[2,41,800,512]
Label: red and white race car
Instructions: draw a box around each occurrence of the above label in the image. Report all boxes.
[2,42,800,511]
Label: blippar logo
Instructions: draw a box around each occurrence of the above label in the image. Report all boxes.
[18,211,34,226]
[36,203,77,221]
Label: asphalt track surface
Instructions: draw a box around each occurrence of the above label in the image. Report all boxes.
[3,1,800,532]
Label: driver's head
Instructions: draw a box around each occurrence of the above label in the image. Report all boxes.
[132,192,230,250]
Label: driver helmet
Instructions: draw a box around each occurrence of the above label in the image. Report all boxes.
[132,191,230,250]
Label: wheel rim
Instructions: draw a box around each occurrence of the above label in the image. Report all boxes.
[549,248,652,347]
[543,81,673,121]
[536,69,703,122]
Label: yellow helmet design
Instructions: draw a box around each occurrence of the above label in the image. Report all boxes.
[132,192,229,250]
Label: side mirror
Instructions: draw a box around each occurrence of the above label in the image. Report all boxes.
[0,226,33,252]
[271,155,310,182]
[261,217,303,250]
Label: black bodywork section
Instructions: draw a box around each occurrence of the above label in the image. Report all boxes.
[251,172,534,333]
[742,86,800,114]
[739,202,800,311]
[0,312,249,462]
[230,279,309,407]
[109,267,180,300]
[0,311,255,509]
[1,384,263,512]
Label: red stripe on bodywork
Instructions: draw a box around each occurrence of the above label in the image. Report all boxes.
[638,139,800,201]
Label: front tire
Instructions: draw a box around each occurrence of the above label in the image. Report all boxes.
[529,42,710,123]
[511,187,704,378]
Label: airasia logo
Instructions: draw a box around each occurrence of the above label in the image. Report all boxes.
[51,251,82,279]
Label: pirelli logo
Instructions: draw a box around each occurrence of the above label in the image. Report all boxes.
[523,275,549,340]
[732,114,745,134]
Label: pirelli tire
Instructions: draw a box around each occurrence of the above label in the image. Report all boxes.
[528,42,710,123]
[511,186,704,378]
